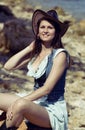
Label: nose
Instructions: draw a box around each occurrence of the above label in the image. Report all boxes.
[44,27,48,33]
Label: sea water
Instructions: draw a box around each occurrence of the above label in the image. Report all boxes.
[27,0,85,20]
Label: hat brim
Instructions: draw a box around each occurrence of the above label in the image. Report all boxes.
[32,9,69,37]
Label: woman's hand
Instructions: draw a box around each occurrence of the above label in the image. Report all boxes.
[6,97,24,121]
[6,103,14,121]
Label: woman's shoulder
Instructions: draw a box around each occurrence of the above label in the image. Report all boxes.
[53,48,70,66]
[53,48,68,58]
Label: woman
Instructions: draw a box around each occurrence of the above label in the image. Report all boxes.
[0,9,70,130]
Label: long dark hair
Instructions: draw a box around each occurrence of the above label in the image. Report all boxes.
[30,18,64,58]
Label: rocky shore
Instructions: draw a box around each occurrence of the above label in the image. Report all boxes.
[0,0,85,130]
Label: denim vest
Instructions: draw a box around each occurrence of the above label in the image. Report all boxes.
[34,49,67,103]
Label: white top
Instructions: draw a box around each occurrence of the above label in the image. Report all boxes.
[27,48,69,130]
[27,48,69,79]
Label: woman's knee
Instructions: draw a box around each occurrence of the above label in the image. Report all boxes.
[13,99,29,114]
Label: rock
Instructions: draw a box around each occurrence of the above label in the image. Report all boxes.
[0,18,34,56]
[0,0,85,130]
[53,6,76,23]
[65,70,85,130]
[70,20,85,36]
[54,6,66,16]
[0,68,34,95]
[0,3,34,59]
[0,26,10,54]
[3,18,34,54]
[0,5,15,23]
[79,19,85,28]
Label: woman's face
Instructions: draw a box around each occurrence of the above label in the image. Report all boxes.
[38,20,56,43]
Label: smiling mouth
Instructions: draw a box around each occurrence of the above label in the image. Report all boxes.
[43,34,49,37]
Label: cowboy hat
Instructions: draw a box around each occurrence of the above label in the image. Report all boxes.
[32,9,70,37]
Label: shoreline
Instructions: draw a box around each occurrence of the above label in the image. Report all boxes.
[27,0,85,21]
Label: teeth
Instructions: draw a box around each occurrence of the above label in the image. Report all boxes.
[43,34,49,36]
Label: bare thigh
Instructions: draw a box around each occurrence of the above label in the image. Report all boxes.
[0,93,20,111]
[18,100,51,128]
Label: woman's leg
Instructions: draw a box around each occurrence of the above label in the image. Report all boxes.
[6,99,51,128]
[0,93,20,112]
[0,93,20,129]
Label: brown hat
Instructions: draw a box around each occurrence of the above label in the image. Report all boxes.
[32,9,70,37]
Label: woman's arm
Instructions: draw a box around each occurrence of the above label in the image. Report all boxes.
[4,41,35,70]
[24,52,68,101]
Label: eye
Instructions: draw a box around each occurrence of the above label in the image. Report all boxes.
[48,26,54,29]
[40,25,45,29]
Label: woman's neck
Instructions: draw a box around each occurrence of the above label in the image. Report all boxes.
[40,44,52,56]
[42,40,52,48]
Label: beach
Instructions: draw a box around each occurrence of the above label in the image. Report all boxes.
[0,0,85,129]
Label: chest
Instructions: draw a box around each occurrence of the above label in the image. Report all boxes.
[32,51,52,72]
